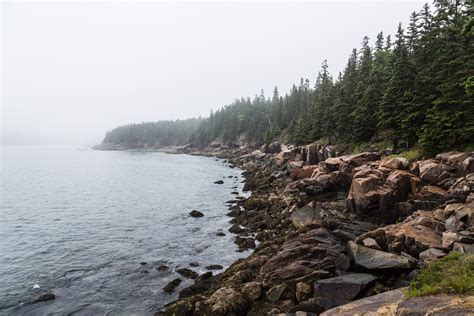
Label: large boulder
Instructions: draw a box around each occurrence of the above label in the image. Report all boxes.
[260,228,344,288]
[321,288,474,316]
[313,273,379,309]
[289,165,319,180]
[347,241,416,270]
[201,287,248,315]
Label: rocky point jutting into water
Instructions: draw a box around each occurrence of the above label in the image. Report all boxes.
[158,142,474,315]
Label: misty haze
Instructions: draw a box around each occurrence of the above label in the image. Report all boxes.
[1,0,473,315]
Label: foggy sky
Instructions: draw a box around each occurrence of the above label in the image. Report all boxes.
[2,0,426,146]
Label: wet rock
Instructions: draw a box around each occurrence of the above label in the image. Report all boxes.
[348,241,416,270]
[140,261,147,265]
[189,210,204,217]
[189,262,200,267]
[313,273,378,309]
[295,282,312,302]
[205,264,223,270]
[235,236,256,251]
[33,292,55,303]
[242,281,261,301]
[216,231,226,237]
[214,180,224,184]
[266,283,287,302]
[163,278,182,293]
[156,265,168,272]
[228,224,244,234]
[177,268,198,279]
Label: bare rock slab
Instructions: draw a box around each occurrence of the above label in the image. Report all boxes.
[313,273,378,309]
[348,241,416,270]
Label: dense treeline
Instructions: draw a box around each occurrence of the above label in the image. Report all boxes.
[103,118,203,146]
[103,0,473,154]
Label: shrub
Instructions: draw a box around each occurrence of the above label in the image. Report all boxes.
[405,253,474,298]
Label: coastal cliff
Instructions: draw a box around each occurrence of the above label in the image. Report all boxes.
[158,143,474,315]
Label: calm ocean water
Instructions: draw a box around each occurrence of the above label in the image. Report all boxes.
[0,146,248,315]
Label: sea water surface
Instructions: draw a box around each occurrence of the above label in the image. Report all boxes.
[0,146,249,315]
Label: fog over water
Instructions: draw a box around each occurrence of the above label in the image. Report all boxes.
[2,0,425,146]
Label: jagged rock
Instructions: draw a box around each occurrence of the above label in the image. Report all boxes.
[163,278,182,293]
[295,282,312,302]
[242,282,261,301]
[229,224,244,234]
[419,248,447,262]
[449,173,474,196]
[206,265,223,270]
[442,231,460,249]
[33,292,55,303]
[177,268,198,279]
[320,157,347,172]
[204,287,248,315]
[214,180,224,184]
[418,185,448,200]
[266,283,287,302]
[436,151,471,164]
[313,273,379,309]
[380,157,409,170]
[445,215,465,231]
[276,150,298,167]
[235,236,256,251]
[321,288,474,316]
[288,161,304,172]
[348,241,416,270]
[464,157,474,174]
[261,229,344,288]
[419,160,450,185]
[189,210,204,217]
[291,206,321,229]
[268,142,282,154]
[335,253,351,271]
[452,242,474,253]
[362,237,381,250]
[290,165,319,180]
[288,298,324,314]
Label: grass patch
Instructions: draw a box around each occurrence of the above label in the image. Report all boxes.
[388,148,423,162]
[405,253,474,298]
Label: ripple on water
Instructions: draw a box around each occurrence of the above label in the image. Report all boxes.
[0,147,249,315]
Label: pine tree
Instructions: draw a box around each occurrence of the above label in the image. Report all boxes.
[351,36,376,142]
[379,24,415,149]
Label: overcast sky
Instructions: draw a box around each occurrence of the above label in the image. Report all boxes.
[2,0,426,146]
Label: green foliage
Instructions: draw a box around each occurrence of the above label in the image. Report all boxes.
[102,1,473,154]
[388,148,423,162]
[405,253,474,298]
[103,118,203,146]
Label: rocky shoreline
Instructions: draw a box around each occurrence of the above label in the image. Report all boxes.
[155,143,474,315]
